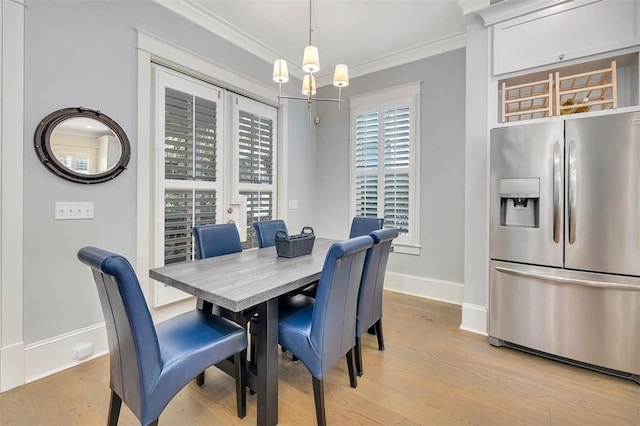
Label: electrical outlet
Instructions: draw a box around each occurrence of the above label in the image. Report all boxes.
[73,343,94,360]
[55,202,94,220]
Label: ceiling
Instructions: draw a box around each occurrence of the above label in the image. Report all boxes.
[157,0,469,86]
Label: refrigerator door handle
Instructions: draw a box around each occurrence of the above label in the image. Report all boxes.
[568,139,577,244]
[494,266,640,291]
[553,141,562,243]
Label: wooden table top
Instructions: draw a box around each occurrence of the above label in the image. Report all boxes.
[149,238,336,312]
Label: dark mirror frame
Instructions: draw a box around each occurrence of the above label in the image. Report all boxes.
[34,107,131,184]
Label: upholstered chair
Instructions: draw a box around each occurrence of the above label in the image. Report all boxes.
[192,223,242,259]
[348,216,384,238]
[354,227,398,376]
[252,219,288,248]
[278,235,374,426]
[77,247,247,425]
[192,223,255,387]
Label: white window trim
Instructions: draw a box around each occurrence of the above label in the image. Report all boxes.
[349,81,422,255]
[136,30,288,313]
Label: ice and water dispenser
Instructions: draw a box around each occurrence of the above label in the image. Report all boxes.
[499,178,540,228]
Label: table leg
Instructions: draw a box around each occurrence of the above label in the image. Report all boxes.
[256,298,278,426]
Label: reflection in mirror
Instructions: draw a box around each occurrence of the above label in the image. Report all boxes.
[50,118,123,175]
[34,107,130,184]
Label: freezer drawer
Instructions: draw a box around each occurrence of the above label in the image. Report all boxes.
[489,260,640,377]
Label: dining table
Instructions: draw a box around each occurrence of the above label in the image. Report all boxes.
[149,237,337,426]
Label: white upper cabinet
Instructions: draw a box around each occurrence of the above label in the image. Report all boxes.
[493,0,640,76]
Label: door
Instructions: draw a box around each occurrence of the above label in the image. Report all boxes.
[565,112,640,276]
[490,121,564,267]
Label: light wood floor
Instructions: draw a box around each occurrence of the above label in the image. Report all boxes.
[1,291,638,425]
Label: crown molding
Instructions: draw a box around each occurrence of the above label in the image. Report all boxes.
[317,32,466,87]
[156,0,467,87]
[153,0,292,68]
[457,0,491,16]
[475,0,575,26]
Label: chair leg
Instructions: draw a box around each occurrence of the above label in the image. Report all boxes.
[312,377,327,426]
[147,421,158,426]
[367,325,376,335]
[354,336,363,377]
[234,350,247,419]
[196,371,205,386]
[346,349,357,388]
[107,390,122,426]
[375,319,385,351]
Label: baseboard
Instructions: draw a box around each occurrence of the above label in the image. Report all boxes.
[1,341,25,392]
[460,302,488,335]
[24,323,108,383]
[384,271,464,305]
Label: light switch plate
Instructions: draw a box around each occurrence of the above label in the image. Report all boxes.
[288,200,298,209]
[55,202,94,220]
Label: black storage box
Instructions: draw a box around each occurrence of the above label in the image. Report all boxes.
[275,226,315,258]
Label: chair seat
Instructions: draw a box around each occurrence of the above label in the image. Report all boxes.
[157,310,247,371]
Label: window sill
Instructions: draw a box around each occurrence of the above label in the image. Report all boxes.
[391,243,421,256]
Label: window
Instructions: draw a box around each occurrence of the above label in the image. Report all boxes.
[152,66,279,305]
[138,33,287,308]
[350,82,421,254]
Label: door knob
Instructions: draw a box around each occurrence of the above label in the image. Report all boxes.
[227,207,234,213]
[227,219,235,224]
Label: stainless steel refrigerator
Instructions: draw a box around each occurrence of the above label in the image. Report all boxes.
[489,111,640,383]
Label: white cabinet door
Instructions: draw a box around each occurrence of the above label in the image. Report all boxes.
[493,0,640,75]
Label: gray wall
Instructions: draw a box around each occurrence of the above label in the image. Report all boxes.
[313,50,466,284]
[23,1,313,343]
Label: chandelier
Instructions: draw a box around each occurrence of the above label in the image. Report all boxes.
[272,0,349,110]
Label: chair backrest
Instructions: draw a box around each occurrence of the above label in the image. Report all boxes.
[77,247,161,419]
[310,235,374,376]
[356,228,398,336]
[349,217,384,238]
[193,223,242,259]
[252,219,287,248]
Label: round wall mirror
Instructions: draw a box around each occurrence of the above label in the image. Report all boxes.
[34,107,131,184]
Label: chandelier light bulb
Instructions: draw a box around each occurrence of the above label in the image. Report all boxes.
[272,59,289,83]
[333,64,349,87]
[302,74,317,96]
[302,45,320,73]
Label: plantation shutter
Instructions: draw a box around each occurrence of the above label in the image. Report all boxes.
[161,82,221,265]
[164,88,217,181]
[241,190,273,248]
[238,111,273,184]
[234,96,278,249]
[355,112,379,170]
[382,106,411,234]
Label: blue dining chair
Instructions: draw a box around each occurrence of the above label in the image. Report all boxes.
[349,216,384,238]
[252,219,287,248]
[278,235,374,426]
[354,227,398,377]
[192,223,255,388]
[77,247,248,425]
[193,223,242,259]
